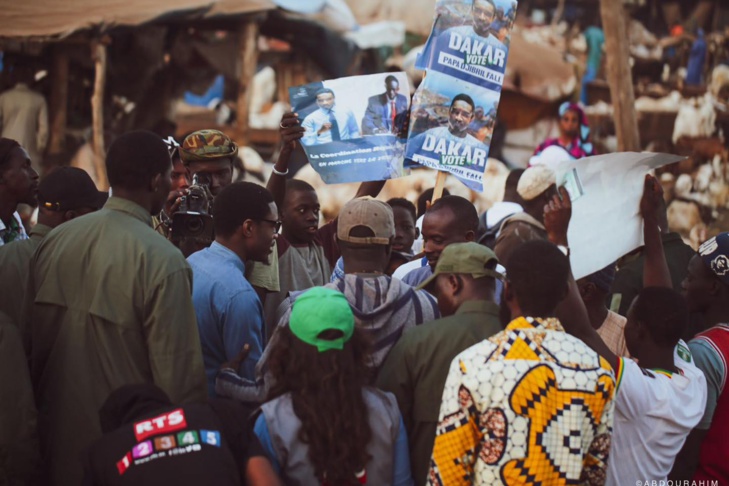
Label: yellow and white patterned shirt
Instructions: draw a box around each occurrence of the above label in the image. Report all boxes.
[428,316,616,486]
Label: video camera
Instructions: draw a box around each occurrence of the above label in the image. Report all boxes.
[170,172,215,246]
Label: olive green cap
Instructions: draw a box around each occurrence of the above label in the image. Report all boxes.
[416,242,502,290]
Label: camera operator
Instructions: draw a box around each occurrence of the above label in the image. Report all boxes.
[176,129,280,304]
[161,130,237,256]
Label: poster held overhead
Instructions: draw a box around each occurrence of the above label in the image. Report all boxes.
[416,0,515,88]
[406,0,518,192]
[289,72,411,185]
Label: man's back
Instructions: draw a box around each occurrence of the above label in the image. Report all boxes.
[270,275,439,370]
[607,343,705,485]
[83,400,250,486]
[377,300,501,485]
[28,197,207,486]
[0,223,50,326]
[429,316,615,485]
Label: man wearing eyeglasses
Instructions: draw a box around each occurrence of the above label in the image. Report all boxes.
[186,181,279,397]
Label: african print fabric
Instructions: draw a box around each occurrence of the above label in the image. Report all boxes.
[428,316,616,486]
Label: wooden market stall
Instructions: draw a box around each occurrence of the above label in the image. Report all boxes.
[0,0,276,189]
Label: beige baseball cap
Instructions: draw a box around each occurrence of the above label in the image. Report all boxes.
[337,197,395,245]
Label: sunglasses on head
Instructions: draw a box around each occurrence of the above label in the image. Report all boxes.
[163,136,180,159]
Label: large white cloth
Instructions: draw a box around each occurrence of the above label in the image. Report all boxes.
[606,342,707,485]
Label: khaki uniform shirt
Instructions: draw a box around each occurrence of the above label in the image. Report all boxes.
[376,300,502,485]
[0,223,51,326]
[0,311,38,484]
[26,197,207,486]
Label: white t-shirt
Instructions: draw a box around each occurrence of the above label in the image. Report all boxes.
[606,341,707,485]
[410,214,425,255]
[392,255,427,281]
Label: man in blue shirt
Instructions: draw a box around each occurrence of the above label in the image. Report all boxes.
[187,181,279,396]
[301,88,360,146]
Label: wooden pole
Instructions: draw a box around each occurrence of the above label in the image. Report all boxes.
[600,1,641,151]
[91,39,109,190]
[47,44,69,157]
[431,171,448,204]
[236,20,259,145]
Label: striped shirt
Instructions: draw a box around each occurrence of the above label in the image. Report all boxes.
[216,275,439,403]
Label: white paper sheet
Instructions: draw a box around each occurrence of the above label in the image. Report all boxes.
[552,152,686,280]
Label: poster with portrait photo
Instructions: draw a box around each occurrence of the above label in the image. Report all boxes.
[405,70,500,192]
[416,0,517,91]
[289,72,411,185]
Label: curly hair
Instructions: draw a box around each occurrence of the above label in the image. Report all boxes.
[267,326,374,485]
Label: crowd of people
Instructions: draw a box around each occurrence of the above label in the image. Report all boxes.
[0,110,727,486]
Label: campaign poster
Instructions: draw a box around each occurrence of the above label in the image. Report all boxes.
[405,70,500,192]
[289,72,411,185]
[416,0,517,91]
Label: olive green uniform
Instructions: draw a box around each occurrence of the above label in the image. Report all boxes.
[26,197,207,486]
[376,300,502,484]
[0,223,52,327]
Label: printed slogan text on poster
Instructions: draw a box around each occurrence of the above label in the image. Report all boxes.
[407,0,516,192]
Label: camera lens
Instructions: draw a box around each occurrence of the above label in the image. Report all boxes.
[184,216,205,236]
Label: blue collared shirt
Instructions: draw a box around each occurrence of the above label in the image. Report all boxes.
[188,241,264,396]
[301,106,361,145]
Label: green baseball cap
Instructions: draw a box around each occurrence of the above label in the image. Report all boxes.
[289,287,355,352]
[417,242,502,290]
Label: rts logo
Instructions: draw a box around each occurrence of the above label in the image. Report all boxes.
[134,409,187,441]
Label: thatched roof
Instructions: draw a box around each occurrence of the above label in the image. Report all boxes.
[1,0,275,39]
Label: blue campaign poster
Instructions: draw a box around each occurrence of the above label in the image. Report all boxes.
[416,0,516,91]
[405,71,500,192]
[289,72,411,185]
[407,0,517,192]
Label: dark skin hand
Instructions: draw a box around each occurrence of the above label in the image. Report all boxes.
[220,344,250,372]
[164,188,188,218]
[640,174,672,288]
[268,112,386,217]
[246,456,283,486]
[267,112,307,210]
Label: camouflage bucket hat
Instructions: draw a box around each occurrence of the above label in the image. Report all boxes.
[180,129,238,163]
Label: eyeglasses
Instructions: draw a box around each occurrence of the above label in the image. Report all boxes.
[257,218,282,232]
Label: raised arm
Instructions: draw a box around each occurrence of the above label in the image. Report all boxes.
[641,174,672,288]
[267,112,306,209]
[546,188,619,371]
[354,180,386,199]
